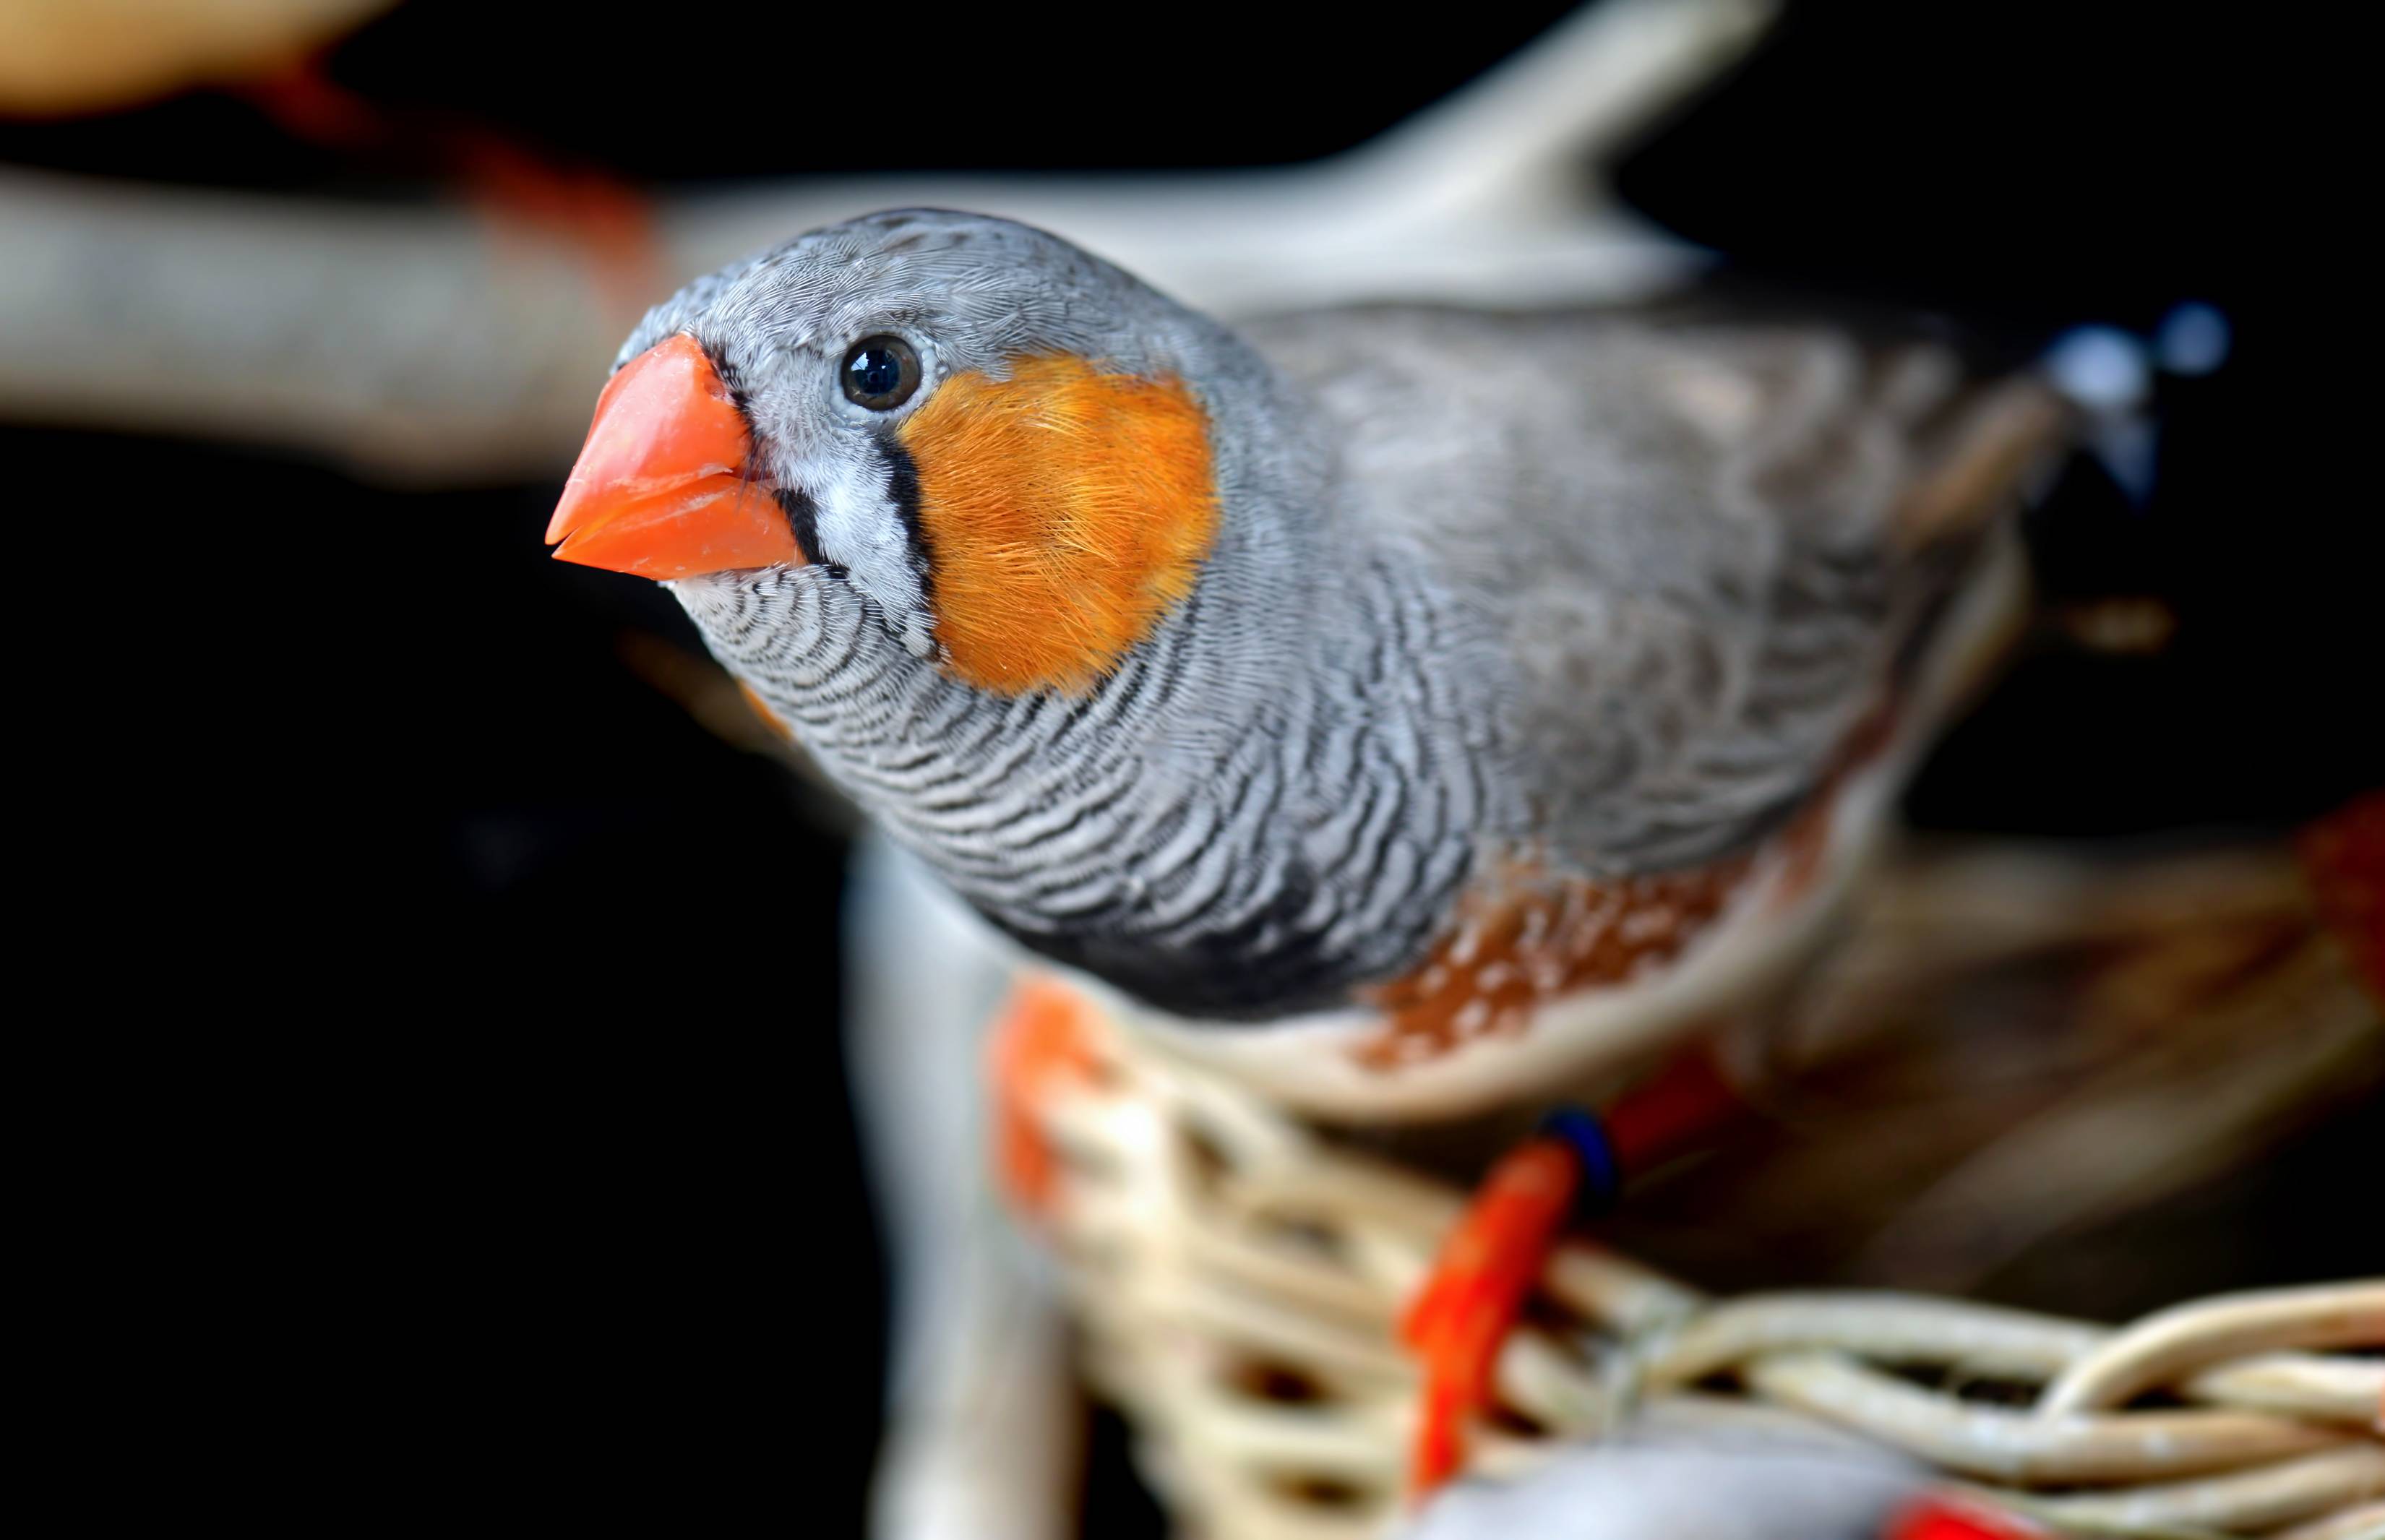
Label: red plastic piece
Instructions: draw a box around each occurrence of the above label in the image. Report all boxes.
[985,978,1100,1220]
[1402,1136,1579,1492]
[1402,1048,1745,1498]
[1884,1495,2044,1539]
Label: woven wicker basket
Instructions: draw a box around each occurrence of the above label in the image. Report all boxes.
[1015,840,2385,1539]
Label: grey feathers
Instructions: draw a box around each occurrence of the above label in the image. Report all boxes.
[646,212,2067,1019]
[1254,303,2053,871]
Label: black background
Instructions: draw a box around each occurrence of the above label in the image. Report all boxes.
[9,2,2371,1531]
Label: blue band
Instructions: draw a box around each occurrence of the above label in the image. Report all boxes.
[1537,1105,1623,1217]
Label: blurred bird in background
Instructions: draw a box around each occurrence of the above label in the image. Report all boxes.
[0,0,383,115]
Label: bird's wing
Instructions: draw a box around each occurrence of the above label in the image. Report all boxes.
[1252,299,2070,874]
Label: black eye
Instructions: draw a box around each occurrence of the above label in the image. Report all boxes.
[841,335,921,410]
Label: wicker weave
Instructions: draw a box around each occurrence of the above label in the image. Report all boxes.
[1018,842,2385,1539]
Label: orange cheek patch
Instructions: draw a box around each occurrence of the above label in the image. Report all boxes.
[898,355,1220,695]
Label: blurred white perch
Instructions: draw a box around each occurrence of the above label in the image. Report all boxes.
[0,0,1771,480]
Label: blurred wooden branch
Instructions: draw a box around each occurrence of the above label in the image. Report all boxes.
[0,165,622,478]
[0,0,1774,482]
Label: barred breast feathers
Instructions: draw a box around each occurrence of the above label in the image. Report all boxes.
[683,428,1515,1023]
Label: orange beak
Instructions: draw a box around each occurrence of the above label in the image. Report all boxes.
[546,333,803,579]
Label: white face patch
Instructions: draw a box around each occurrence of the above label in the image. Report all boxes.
[793,436,935,656]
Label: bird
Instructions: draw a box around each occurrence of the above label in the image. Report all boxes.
[544,206,2076,1499]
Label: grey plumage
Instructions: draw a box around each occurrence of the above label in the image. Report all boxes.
[627,210,2066,1023]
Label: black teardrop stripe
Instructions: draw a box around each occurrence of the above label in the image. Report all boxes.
[875,433,933,595]
[775,486,826,567]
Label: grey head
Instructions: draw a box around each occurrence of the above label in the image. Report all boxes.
[616,208,1317,661]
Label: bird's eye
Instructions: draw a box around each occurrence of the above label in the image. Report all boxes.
[841,335,921,410]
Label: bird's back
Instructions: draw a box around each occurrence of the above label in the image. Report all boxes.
[1248,299,2069,874]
